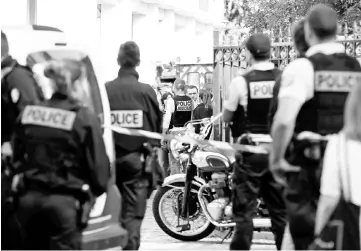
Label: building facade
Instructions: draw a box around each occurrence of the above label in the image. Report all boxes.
[1,0,224,84]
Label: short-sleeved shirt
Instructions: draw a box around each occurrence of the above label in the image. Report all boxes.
[321,133,361,245]
[223,62,275,112]
[278,42,359,104]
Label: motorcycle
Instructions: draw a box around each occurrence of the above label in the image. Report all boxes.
[152,131,272,242]
[168,118,214,173]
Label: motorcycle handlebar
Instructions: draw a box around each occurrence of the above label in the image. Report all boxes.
[178,143,198,154]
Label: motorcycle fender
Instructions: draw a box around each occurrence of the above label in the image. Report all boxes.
[162,174,206,193]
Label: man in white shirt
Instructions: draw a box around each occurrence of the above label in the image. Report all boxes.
[223,33,286,250]
[186,85,200,109]
[270,4,361,249]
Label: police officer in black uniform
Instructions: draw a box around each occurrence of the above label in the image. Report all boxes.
[270,4,361,249]
[4,59,110,250]
[1,31,45,241]
[162,79,193,174]
[105,41,163,250]
[223,33,286,250]
[1,31,43,147]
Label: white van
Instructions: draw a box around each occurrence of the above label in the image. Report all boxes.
[2,26,128,249]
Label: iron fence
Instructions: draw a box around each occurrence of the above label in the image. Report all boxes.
[212,38,361,142]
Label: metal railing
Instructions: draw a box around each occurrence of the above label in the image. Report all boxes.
[212,38,361,142]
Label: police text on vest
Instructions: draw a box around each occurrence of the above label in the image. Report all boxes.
[111,110,143,128]
[21,106,77,131]
[249,81,275,99]
[176,100,192,111]
[315,71,361,92]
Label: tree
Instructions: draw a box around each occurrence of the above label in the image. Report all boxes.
[225,0,361,35]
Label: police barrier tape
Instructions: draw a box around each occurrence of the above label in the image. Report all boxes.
[103,112,269,154]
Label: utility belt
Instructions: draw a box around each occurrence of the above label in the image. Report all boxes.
[16,179,94,228]
[286,133,329,170]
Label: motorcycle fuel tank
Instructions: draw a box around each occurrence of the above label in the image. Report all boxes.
[192,151,230,171]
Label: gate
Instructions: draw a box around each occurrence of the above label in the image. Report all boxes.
[176,63,213,91]
[212,27,361,142]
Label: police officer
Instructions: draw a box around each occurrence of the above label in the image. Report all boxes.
[272,18,310,251]
[223,33,286,250]
[270,4,361,250]
[105,41,163,250]
[1,31,44,241]
[4,59,110,250]
[1,31,43,148]
[268,18,310,131]
[163,79,193,175]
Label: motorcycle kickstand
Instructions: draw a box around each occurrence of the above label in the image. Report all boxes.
[219,228,233,244]
[176,192,182,228]
[176,193,191,232]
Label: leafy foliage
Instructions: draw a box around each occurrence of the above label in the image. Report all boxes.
[225,0,361,35]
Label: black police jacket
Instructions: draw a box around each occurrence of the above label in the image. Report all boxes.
[11,93,110,197]
[295,53,361,135]
[105,68,162,155]
[1,56,44,144]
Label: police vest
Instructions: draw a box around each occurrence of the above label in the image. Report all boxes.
[20,104,82,183]
[171,95,192,128]
[295,53,361,135]
[243,68,281,134]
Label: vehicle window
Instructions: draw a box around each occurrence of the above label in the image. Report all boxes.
[27,50,104,128]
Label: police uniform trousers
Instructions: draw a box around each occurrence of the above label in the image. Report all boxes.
[116,151,149,250]
[230,153,286,250]
[2,189,82,250]
[284,164,321,250]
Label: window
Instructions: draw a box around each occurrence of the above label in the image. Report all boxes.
[26,49,104,126]
[205,72,213,90]
[199,0,209,11]
[187,72,200,90]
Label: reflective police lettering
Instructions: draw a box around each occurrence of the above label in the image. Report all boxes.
[315,71,361,92]
[111,110,143,128]
[249,81,275,99]
[21,106,76,131]
[176,100,192,111]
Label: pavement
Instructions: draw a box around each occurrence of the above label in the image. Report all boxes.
[139,192,276,250]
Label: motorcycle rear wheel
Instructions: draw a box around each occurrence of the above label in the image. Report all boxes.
[152,183,215,241]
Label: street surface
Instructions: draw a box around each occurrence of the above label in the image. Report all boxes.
[140,192,276,250]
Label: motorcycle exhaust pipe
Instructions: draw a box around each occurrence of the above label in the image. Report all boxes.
[197,184,272,228]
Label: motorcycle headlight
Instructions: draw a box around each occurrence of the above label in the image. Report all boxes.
[170,139,183,158]
[179,153,189,163]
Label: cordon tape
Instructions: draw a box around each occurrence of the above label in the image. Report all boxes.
[103,112,269,154]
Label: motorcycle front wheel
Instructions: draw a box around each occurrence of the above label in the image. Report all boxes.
[152,182,215,241]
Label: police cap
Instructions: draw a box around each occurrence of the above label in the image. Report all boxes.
[306,4,338,39]
[246,33,271,59]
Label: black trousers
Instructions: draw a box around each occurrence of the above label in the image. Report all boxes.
[283,139,325,250]
[2,190,81,250]
[230,153,286,250]
[284,167,321,250]
[116,152,149,250]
